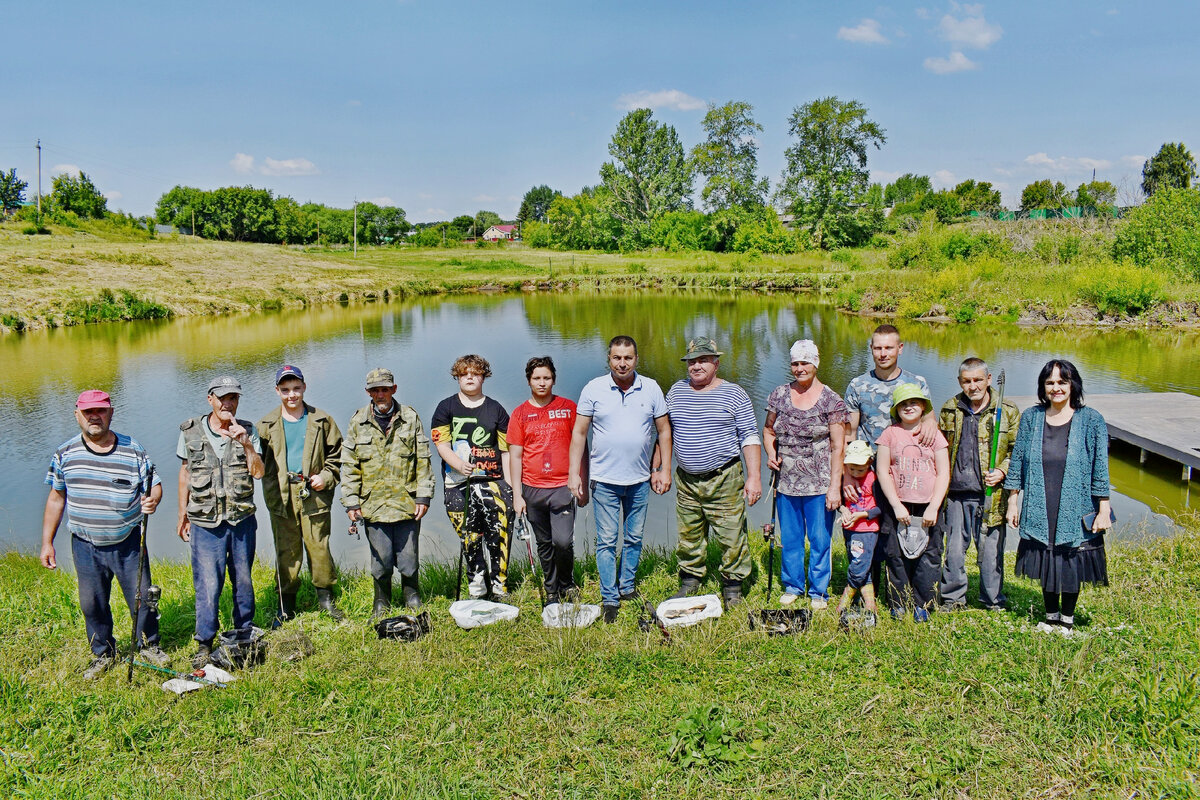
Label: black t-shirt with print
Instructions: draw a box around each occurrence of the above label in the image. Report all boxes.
[430,395,510,487]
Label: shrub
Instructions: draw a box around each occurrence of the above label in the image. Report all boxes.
[730,218,798,254]
[1112,187,1200,277]
[60,289,172,324]
[522,220,553,248]
[1076,262,1165,316]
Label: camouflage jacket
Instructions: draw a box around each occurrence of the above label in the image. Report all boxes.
[341,402,434,523]
[259,404,342,519]
[938,391,1021,527]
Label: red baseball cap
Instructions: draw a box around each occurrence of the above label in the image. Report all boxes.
[76,390,113,410]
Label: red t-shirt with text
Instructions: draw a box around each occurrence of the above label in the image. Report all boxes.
[507,396,577,489]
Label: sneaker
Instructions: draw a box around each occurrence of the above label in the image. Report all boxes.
[491,582,509,601]
[619,589,641,602]
[545,592,561,606]
[913,608,930,623]
[890,608,905,621]
[602,604,619,624]
[138,645,170,667]
[1059,614,1075,631]
[939,602,967,613]
[810,597,828,611]
[780,592,800,606]
[838,610,852,631]
[191,642,213,670]
[563,587,582,604]
[83,654,115,680]
[861,610,878,629]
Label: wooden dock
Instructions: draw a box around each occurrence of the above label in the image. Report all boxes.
[1008,393,1200,481]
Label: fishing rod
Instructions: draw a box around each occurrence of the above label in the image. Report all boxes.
[762,469,780,599]
[127,657,228,688]
[516,514,546,606]
[983,370,1006,515]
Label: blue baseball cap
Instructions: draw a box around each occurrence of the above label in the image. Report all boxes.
[275,365,305,385]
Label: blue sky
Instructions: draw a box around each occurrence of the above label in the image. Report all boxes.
[3,1,1196,220]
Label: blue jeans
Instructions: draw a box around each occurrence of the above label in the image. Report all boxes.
[190,516,257,644]
[592,480,650,606]
[72,532,160,657]
[776,493,833,600]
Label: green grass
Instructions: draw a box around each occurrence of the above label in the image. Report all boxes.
[2,528,1198,798]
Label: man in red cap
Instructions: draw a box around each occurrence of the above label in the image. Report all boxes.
[41,390,168,679]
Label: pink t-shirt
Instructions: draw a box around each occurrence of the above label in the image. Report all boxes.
[876,424,948,504]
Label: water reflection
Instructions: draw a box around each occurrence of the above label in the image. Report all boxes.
[3,292,1197,568]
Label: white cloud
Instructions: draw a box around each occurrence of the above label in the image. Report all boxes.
[838,19,889,44]
[615,89,705,111]
[1121,154,1147,168]
[1024,152,1112,172]
[915,7,931,19]
[924,51,978,74]
[472,194,497,203]
[993,166,1015,176]
[937,5,1002,49]
[424,208,446,217]
[933,169,958,188]
[106,190,123,201]
[230,153,255,174]
[871,169,904,184]
[362,196,395,206]
[51,163,80,177]
[261,157,319,176]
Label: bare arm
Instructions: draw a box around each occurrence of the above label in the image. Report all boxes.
[742,442,762,506]
[177,462,191,541]
[509,444,526,516]
[874,444,909,525]
[567,414,592,501]
[762,411,779,472]
[40,489,66,569]
[435,441,472,477]
[923,447,951,527]
[827,421,846,511]
[651,414,673,494]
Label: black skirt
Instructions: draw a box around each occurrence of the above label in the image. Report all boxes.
[1015,536,1108,594]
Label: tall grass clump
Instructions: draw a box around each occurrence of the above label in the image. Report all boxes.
[1113,187,1200,277]
[1075,261,1166,316]
[60,289,172,325]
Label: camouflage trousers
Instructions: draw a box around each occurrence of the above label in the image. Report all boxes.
[675,461,751,584]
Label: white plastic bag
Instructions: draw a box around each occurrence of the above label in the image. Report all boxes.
[161,665,236,694]
[655,594,723,628]
[541,602,602,629]
[449,599,520,629]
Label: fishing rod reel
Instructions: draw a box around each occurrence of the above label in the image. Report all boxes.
[761,519,776,545]
[145,585,162,621]
[287,471,312,499]
[348,519,361,540]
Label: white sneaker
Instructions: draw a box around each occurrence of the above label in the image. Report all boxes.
[780,593,799,606]
[810,598,828,610]
[1036,621,1058,634]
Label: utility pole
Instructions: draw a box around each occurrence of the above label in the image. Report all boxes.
[353,199,358,257]
[36,139,42,218]
[191,208,195,238]
[316,219,320,247]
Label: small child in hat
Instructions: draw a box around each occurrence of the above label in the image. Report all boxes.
[874,384,950,622]
[836,440,882,628]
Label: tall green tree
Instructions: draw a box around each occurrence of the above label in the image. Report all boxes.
[1,168,28,212]
[776,96,886,248]
[599,108,692,230]
[1075,180,1117,209]
[883,173,931,207]
[474,210,503,235]
[690,100,767,212]
[1142,142,1197,197]
[953,179,1002,214]
[51,171,107,218]
[1020,179,1069,211]
[517,185,561,223]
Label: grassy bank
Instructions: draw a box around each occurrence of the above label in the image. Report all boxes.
[1,529,1197,798]
[3,216,1200,333]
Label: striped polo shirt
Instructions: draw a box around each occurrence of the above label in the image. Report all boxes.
[666,380,762,474]
[45,432,161,545]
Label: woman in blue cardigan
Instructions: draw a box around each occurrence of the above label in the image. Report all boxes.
[1004,359,1112,633]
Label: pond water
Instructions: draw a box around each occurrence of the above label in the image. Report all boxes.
[3,291,1197,571]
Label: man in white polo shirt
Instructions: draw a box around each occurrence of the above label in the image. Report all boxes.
[569,335,672,623]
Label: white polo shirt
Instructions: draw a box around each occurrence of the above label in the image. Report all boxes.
[576,372,668,485]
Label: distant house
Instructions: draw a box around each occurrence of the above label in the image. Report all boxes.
[482,224,517,241]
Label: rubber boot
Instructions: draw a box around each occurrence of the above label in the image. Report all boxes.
[372,577,392,621]
[400,575,422,609]
[271,592,298,629]
[316,588,345,621]
[671,572,702,599]
[722,581,744,608]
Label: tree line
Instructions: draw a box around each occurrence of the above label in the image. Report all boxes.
[3,113,1196,252]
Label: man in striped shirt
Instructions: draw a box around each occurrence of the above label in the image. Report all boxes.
[41,390,168,679]
[664,337,762,606]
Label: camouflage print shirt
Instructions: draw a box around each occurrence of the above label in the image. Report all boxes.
[341,402,434,524]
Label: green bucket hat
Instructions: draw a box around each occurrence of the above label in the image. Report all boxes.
[890,383,931,420]
[680,336,724,361]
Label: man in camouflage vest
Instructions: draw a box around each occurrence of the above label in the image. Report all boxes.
[177,376,265,669]
[341,368,434,617]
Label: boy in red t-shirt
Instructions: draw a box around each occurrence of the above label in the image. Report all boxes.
[508,356,588,604]
[836,440,882,628]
